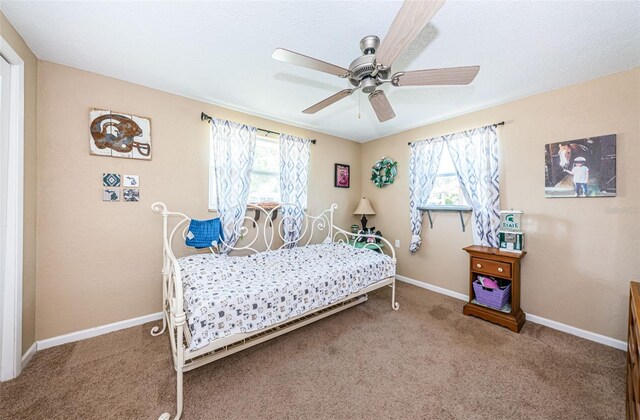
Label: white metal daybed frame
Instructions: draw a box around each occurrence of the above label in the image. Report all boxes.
[150,202,398,420]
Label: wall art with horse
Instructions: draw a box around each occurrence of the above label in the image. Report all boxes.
[544,134,616,198]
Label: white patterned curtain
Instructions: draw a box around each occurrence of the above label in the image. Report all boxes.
[210,118,256,253]
[408,139,445,253]
[447,125,500,247]
[279,133,311,247]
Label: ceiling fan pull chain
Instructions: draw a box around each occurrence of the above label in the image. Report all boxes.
[358,93,361,119]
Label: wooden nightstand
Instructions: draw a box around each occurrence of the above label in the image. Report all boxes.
[462,245,526,332]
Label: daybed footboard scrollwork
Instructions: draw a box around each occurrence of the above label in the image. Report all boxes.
[332,227,399,310]
[150,202,397,420]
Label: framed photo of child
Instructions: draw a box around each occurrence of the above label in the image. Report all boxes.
[334,163,350,188]
[544,134,616,198]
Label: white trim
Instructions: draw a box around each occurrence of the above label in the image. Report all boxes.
[20,342,35,369]
[26,276,629,354]
[0,35,25,382]
[395,275,627,351]
[22,277,630,357]
[526,313,626,351]
[395,274,468,301]
[36,312,163,350]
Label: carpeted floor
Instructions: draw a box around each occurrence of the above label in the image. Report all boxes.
[0,283,626,419]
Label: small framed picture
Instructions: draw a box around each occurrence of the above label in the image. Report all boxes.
[102,173,121,187]
[123,188,140,202]
[103,188,120,202]
[123,174,139,187]
[334,163,350,188]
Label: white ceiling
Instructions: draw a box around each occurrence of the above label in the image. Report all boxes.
[2,1,639,142]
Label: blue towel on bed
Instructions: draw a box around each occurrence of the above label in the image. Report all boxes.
[185,218,224,249]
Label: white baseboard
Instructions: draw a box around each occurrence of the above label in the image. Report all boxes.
[525,313,626,350]
[28,276,629,353]
[37,312,163,350]
[21,342,37,369]
[395,275,627,351]
[396,274,469,301]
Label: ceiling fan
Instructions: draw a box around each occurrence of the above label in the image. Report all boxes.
[272,0,479,122]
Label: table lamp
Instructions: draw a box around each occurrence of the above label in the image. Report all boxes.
[353,197,375,230]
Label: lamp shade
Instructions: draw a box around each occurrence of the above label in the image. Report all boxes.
[353,197,376,215]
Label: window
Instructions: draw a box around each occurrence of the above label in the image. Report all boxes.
[209,135,280,210]
[426,146,468,206]
[247,136,280,204]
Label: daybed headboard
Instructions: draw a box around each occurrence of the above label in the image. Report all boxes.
[153,202,341,255]
[151,202,395,259]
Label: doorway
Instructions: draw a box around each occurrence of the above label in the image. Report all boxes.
[0,53,9,381]
[0,36,25,381]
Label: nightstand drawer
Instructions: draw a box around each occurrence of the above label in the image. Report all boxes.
[471,257,512,278]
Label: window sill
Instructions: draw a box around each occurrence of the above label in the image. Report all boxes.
[418,205,473,232]
[418,205,472,212]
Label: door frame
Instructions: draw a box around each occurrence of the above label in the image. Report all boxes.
[0,35,24,381]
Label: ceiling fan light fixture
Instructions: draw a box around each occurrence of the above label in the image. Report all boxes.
[368,90,396,122]
[361,77,377,94]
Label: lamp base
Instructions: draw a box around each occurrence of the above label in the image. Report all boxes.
[360,215,368,231]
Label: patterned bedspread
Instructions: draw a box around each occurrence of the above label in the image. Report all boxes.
[178,242,396,351]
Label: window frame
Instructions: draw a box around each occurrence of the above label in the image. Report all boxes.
[246,134,281,205]
[208,134,281,212]
[425,146,469,208]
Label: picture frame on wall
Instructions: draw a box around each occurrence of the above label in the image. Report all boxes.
[102,173,121,187]
[123,188,140,202]
[544,134,616,198]
[334,163,350,188]
[123,174,139,187]
[89,109,152,160]
[102,188,120,202]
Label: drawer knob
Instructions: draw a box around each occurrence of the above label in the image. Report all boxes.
[476,263,482,269]
[498,267,504,273]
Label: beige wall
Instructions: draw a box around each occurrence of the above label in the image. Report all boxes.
[0,13,37,354]
[36,61,362,340]
[31,57,640,343]
[362,68,640,341]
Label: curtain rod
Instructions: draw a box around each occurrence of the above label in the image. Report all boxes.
[201,112,316,144]
[407,121,505,146]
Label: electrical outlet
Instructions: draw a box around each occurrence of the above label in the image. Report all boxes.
[395,239,400,248]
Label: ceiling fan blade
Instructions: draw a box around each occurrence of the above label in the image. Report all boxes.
[376,0,445,68]
[273,48,349,77]
[303,89,354,114]
[394,66,480,86]
[368,90,396,122]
